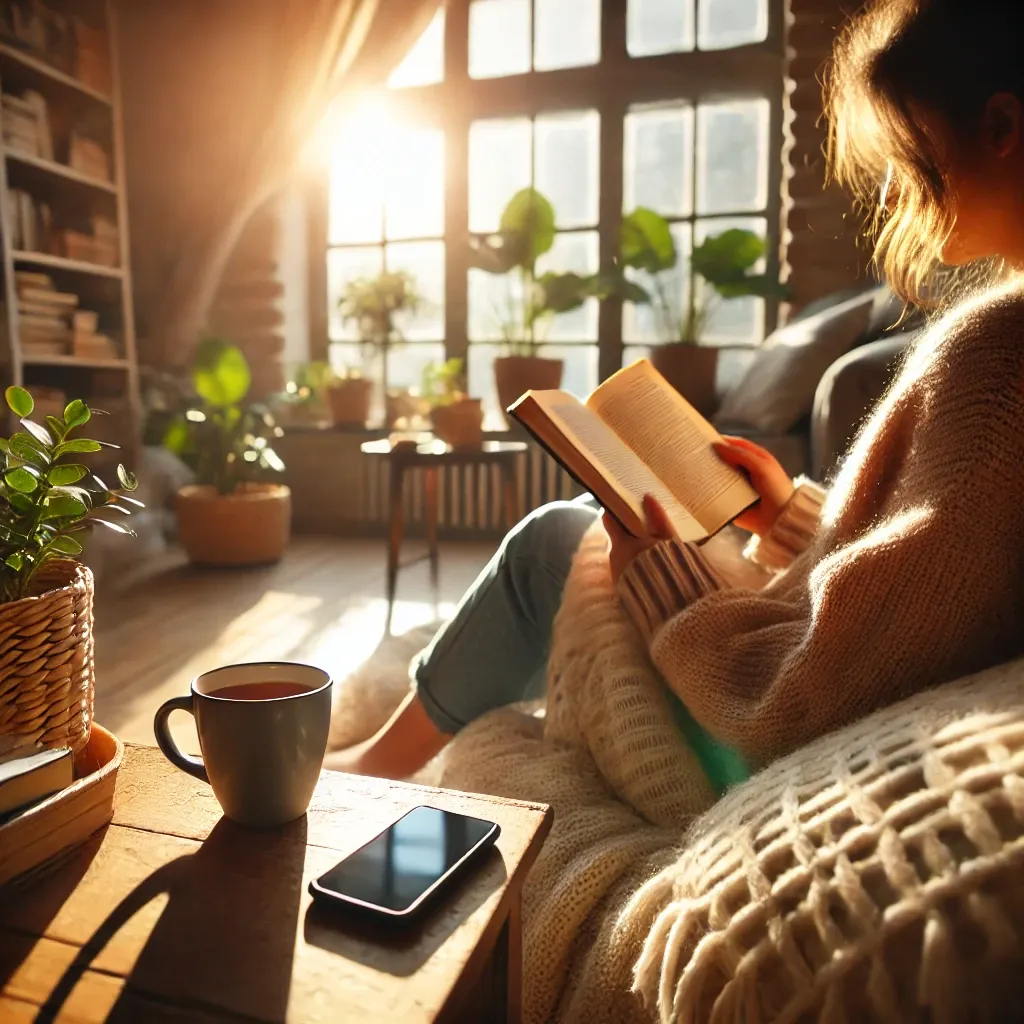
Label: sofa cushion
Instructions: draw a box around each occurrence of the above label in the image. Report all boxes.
[715,290,878,435]
[632,658,1024,1023]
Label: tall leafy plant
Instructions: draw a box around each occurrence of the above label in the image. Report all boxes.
[0,386,140,602]
[469,188,608,356]
[338,270,421,373]
[620,208,787,343]
[164,338,285,495]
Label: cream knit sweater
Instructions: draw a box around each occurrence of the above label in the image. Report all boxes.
[619,282,1024,766]
[429,282,1024,1022]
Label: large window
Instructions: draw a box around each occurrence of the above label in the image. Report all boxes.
[320,0,783,426]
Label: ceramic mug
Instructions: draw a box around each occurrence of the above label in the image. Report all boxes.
[154,662,332,828]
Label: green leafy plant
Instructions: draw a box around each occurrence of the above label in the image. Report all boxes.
[163,337,285,495]
[0,386,140,602]
[469,188,611,356]
[421,358,467,408]
[619,208,788,343]
[338,270,421,368]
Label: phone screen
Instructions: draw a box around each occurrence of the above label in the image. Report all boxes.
[313,806,497,914]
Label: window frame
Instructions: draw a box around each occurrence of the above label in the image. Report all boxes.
[309,0,785,397]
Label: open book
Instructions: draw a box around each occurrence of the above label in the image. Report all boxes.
[508,359,758,543]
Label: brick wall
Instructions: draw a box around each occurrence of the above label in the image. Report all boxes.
[782,0,871,311]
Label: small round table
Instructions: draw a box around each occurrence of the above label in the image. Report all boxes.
[360,438,528,632]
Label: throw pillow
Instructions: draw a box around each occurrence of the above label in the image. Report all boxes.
[715,289,878,434]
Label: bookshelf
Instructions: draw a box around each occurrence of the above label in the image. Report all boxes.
[0,0,138,461]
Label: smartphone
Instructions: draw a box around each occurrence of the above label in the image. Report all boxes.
[308,805,501,922]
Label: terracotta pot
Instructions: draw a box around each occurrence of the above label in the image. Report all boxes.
[649,344,719,417]
[176,483,291,567]
[0,559,94,758]
[494,356,564,424]
[431,398,484,449]
[386,388,429,429]
[326,378,372,427]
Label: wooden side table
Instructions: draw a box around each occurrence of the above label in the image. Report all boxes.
[0,745,552,1023]
[360,439,527,632]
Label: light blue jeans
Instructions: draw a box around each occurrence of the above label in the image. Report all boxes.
[413,495,600,734]
[412,496,751,795]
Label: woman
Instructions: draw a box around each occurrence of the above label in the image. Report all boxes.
[330,0,1024,788]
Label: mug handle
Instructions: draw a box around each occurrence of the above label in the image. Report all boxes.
[153,695,209,783]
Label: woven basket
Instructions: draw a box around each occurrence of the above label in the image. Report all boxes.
[0,559,94,760]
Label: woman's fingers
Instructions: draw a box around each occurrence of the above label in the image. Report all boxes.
[642,494,675,539]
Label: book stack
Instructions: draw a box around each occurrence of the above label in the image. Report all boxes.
[15,270,77,357]
[60,215,118,266]
[68,133,111,182]
[71,309,117,360]
[2,90,52,160]
[72,19,111,96]
[6,188,52,251]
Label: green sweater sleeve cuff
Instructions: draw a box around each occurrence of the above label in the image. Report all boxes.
[743,477,827,573]
[616,539,723,644]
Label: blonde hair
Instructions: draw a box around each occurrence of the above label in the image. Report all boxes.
[825,0,1024,305]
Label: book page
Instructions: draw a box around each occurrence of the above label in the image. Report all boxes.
[529,392,705,541]
[587,360,758,534]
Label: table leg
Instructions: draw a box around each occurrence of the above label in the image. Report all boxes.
[501,463,520,530]
[425,466,439,608]
[386,463,405,635]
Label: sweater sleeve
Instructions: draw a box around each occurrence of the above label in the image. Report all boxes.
[642,302,1024,767]
[743,477,828,573]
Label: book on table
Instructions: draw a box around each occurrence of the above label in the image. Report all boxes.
[508,358,758,542]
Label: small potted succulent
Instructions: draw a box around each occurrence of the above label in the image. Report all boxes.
[422,358,483,448]
[0,385,139,758]
[333,269,421,427]
[470,188,605,423]
[164,337,289,567]
[619,210,787,415]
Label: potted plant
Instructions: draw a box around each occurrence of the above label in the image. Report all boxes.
[273,361,333,428]
[470,188,604,423]
[164,337,290,567]
[334,269,421,427]
[620,210,787,415]
[422,358,483,448]
[0,385,140,758]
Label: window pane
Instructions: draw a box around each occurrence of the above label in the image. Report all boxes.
[624,104,693,217]
[469,118,532,233]
[622,223,692,343]
[697,0,767,50]
[327,247,384,341]
[329,144,384,245]
[385,241,445,341]
[535,110,599,228]
[468,268,522,342]
[384,126,444,239]
[536,231,599,341]
[695,216,767,343]
[469,0,531,79]
[695,98,769,215]
[534,0,600,71]
[469,343,598,426]
[387,343,447,394]
[388,10,445,87]
[627,0,695,56]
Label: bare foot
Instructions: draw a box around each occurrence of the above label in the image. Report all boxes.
[322,691,451,781]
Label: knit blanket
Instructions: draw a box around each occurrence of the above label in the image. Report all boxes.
[430,523,719,1022]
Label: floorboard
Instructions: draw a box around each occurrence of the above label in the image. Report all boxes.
[93,536,492,753]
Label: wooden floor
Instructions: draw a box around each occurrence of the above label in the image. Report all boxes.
[94,536,492,755]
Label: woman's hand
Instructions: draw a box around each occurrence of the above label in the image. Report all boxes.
[604,494,675,583]
[713,435,794,537]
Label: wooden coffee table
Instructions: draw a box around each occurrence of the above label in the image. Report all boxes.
[0,744,552,1022]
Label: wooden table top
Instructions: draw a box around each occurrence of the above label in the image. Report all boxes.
[0,745,552,1023]
[360,439,527,465]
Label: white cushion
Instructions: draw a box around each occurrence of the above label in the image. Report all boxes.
[715,291,877,434]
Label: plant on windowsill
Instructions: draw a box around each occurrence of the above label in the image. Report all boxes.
[469,187,610,424]
[619,209,788,415]
[422,357,483,448]
[0,385,140,759]
[334,269,421,428]
[163,337,291,567]
[272,361,334,429]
